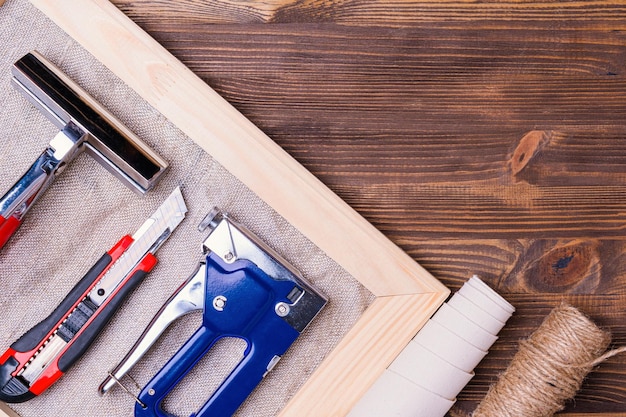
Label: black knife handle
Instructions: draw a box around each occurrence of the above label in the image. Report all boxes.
[57,262,152,371]
[11,253,112,353]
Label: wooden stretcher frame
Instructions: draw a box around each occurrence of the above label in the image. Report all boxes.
[0,0,450,415]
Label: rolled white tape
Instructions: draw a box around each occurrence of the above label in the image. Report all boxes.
[388,340,474,401]
[347,370,456,417]
[412,320,488,373]
[468,275,515,313]
[447,292,506,335]
[458,281,512,322]
[431,303,498,351]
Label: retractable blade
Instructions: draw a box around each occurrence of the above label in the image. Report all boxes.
[0,187,187,403]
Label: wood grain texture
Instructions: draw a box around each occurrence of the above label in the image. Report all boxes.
[109,8,626,241]
[113,0,626,28]
[106,1,626,415]
[0,404,19,417]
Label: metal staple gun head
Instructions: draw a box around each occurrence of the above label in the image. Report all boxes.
[99,209,328,417]
[0,51,168,248]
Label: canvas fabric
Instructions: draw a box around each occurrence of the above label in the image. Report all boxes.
[0,1,374,415]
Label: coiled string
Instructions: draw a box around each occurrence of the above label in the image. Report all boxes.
[472,303,626,417]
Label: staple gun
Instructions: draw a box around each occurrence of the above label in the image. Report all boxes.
[99,209,327,417]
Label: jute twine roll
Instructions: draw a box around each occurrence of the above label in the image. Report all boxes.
[472,303,626,417]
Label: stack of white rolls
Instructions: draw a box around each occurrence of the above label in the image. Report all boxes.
[348,276,514,417]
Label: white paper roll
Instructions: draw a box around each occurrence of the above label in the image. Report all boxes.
[388,339,474,401]
[447,292,506,335]
[412,320,488,373]
[430,303,498,351]
[459,281,512,322]
[346,370,456,417]
[349,275,514,417]
[468,275,515,313]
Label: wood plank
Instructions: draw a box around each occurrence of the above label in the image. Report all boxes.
[109,22,626,240]
[112,0,626,29]
[0,404,19,417]
[403,239,626,295]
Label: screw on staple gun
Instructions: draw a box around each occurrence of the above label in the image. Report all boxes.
[0,51,168,249]
[99,209,328,417]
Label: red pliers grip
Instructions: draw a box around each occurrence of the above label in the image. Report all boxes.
[0,215,21,249]
[0,235,156,402]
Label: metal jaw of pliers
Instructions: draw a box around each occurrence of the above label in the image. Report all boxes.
[99,209,327,417]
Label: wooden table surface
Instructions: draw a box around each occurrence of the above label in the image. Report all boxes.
[110,1,626,415]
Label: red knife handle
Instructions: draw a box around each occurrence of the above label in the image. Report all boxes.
[49,253,157,383]
[0,215,22,249]
[0,234,149,402]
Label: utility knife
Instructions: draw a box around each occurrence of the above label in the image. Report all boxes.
[0,187,187,402]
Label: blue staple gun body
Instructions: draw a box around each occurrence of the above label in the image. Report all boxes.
[99,209,327,417]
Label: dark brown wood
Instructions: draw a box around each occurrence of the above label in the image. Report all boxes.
[111,1,626,414]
